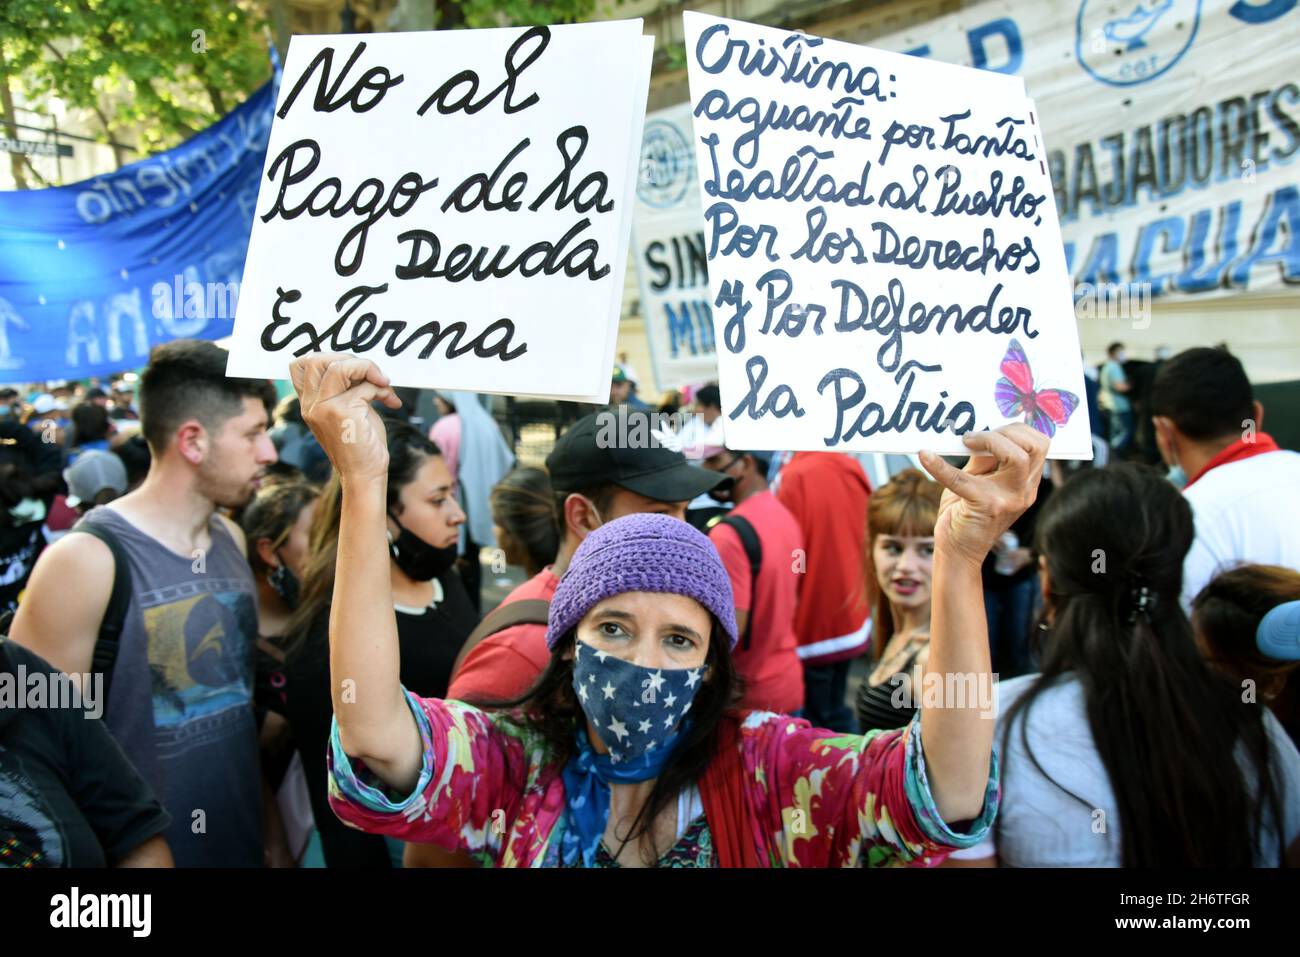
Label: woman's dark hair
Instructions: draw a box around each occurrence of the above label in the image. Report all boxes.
[261,460,306,486]
[694,384,721,410]
[70,401,110,445]
[490,467,558,577]
[274,395,304,427]
[284,419,442,656]
[472,620,743,865]
[0,464,36,527]
[112,435,151,489]
[998,464,1285,866]
[1193,564,1300,732]
[240,480,320,577]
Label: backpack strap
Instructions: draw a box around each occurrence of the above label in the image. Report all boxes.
[451,598,550,680]
[716,514,762,651]
[699,712,763,868]
[70,517,133,709]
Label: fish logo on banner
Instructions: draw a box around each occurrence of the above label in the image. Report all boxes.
[1075,0,1201,86]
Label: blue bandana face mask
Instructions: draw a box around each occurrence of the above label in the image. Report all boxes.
[571,638,706,765]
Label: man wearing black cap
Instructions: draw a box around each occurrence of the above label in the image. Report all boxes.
[701,445,805,716]
[446,408,730,705]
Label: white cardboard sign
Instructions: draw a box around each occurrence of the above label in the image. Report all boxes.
[228,22,653,402]
[683,12,1092,457]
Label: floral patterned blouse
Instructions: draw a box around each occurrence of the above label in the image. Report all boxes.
[592,813,713,868]
[326,691,998,868]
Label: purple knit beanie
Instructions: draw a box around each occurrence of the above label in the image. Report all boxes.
[545,513,739,651]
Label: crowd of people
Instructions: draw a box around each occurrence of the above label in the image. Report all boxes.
[0,337,1297,868]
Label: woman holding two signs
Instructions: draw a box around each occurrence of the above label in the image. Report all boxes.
[290,353,1048,867]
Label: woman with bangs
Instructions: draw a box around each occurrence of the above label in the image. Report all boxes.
[856,469,944,733]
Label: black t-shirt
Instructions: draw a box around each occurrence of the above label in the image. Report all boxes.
[0,521,46,616]
[0,639,171,867]
[281,571,478,868]
[389,571,479,703]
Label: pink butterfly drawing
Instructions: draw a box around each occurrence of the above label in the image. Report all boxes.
[994,339,1080,438]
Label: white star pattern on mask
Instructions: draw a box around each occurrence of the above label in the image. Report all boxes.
[577,683,588,702]
[685,668,701,689]
[663,691,677,709]
[646,740,657,751]
[645,670,665,693]
[608,718,628,742]
[637,719,652,733]
[595,649,609,662]
[601,681,616,700]
[664,712,675,729]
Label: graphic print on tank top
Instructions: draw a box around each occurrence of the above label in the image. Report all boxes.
[142,581,259,758]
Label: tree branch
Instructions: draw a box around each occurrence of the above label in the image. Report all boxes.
[20,154,52,187]
[44,39,128,168]
[41,39,130,167]
[204,79,228,117]
[0,47,30,189]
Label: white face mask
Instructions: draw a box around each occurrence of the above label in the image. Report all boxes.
[9,497,46,524]
[1163,440,1187,489]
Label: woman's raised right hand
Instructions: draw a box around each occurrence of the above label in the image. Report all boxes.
[289,354,402,485]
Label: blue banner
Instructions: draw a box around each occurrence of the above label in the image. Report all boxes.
[0,76,278,383]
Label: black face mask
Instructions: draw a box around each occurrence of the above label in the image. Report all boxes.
[706,453,743,503]
[387,512,459,581]
[267,562,300,609]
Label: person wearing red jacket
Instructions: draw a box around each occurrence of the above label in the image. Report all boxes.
[776,452,873,732]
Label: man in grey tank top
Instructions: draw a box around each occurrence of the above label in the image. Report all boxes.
[12,340,278,866]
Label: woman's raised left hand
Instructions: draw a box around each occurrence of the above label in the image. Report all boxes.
[918,425,1049,573]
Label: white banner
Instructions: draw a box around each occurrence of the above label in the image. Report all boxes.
[228,22,653,402]
[630,102,718,393]
[684,12,1092,457]
[868,0,1300,301]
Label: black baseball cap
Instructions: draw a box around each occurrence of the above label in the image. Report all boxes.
[547,409,732,502]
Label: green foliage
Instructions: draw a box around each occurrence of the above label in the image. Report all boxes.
[0,0,606,165]
[453,0,599,29]
[663,42,688,72]
[0,0,271,159]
